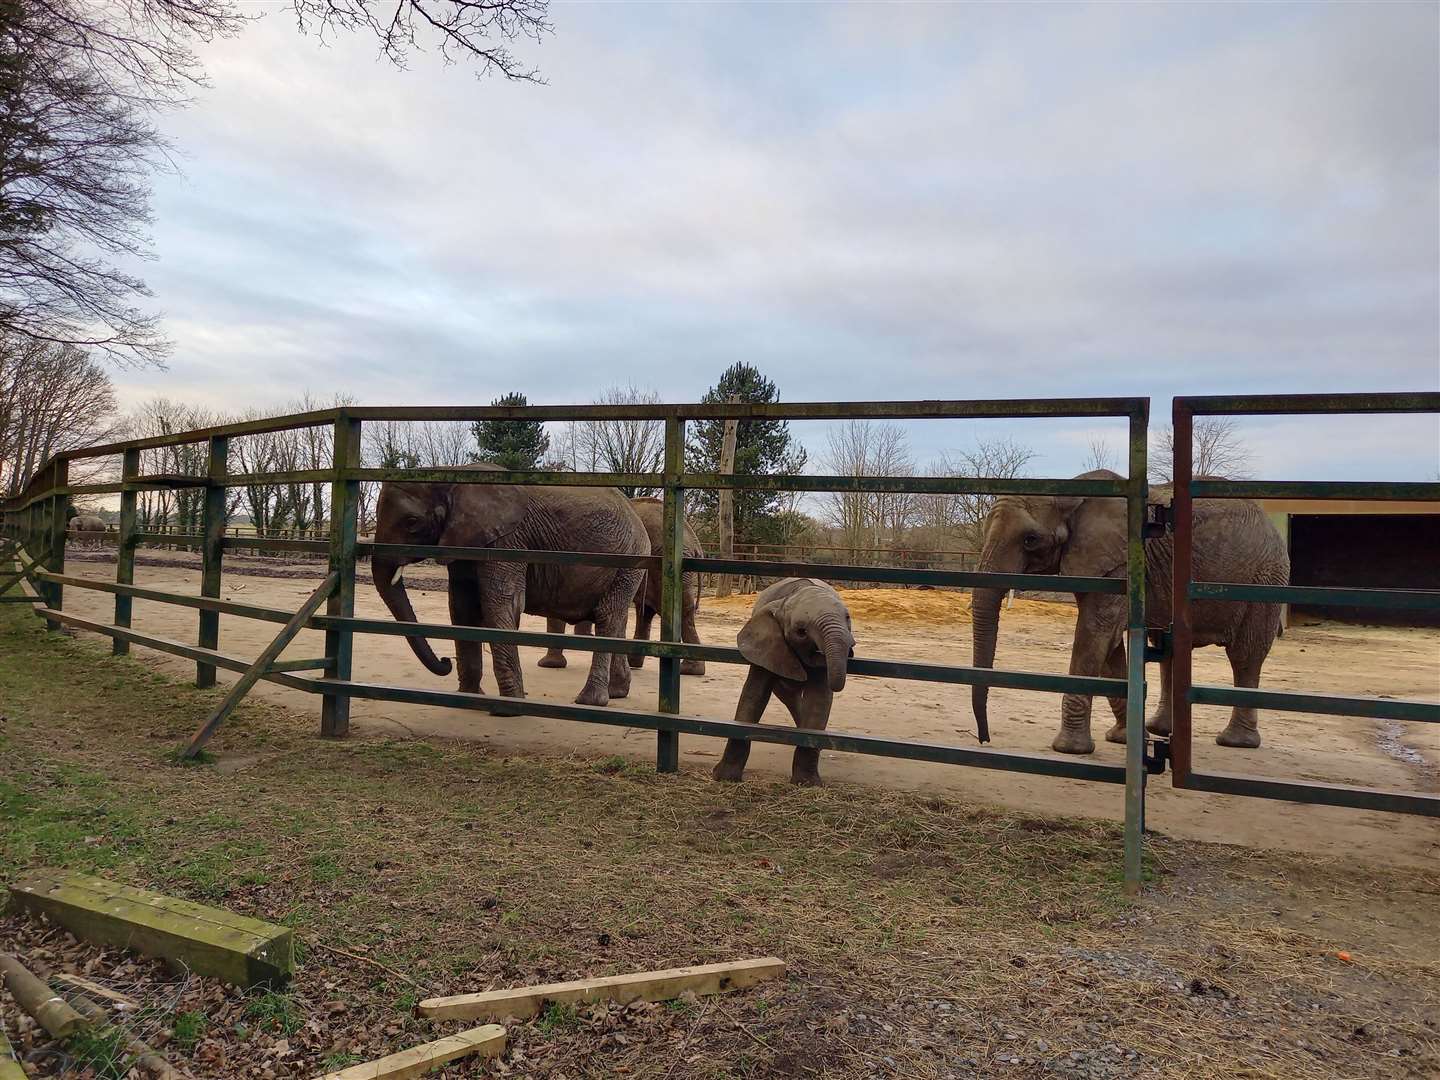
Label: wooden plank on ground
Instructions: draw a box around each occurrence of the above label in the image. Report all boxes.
[52,972,140,1009]
[0,1025,27,1080]
[315,1024,506,1080]
[8,871,293,988]
[0,952,87,1038]
[418,957,785,1022]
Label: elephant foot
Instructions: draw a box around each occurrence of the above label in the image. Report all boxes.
[459,681,483,695]
[712,760,745,783]
[574,685,611,708]
[680,660,707,676]
[1216,722,1261,749]
[1104,722,1127,744]
[790,770,823,787]
[1145,714,1172,737]
[537,653,567,669]
[1052,729,1096,755]
[607,682,630,700]
[627,654,645,669]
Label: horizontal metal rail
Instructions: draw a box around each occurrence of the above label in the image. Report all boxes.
[314,677,1130,784]
[312,615,1128,695]
[34,608,318,694]
[1183,392,1440,415]
[690,556,1124,594]
[1190,581,1440,610]
[359,542,661,570]
[1190,684,1438,723]
[1191,479,1440,501]
[1177,770,1439,816]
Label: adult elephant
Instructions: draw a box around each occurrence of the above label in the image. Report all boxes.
[970,470,1288,754]
[372,465,649,707]
[537,496,706,676]
[68,514,106,549]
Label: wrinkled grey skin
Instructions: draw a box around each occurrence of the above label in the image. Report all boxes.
[971,469,1289,755]
[371,464,649,708]
[538,497,706,676]
[67,514,106,549]
[713,578,856,786]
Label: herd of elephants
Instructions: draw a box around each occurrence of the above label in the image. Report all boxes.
[69,464,1290,786]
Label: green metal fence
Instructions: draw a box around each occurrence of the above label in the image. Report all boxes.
[1169,393,1440,816]
[2,398,1153,890]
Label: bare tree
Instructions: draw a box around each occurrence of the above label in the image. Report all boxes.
[1083,437,1117,473]
[917,438,1037,548]
[821,420,914,561]
[566,384,665,496]
[0,1,550,364]
[0,337,122,495]
[1151,417,1251,484]
[126,398,219,532]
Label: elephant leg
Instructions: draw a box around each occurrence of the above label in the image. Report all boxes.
[714,667,776,783]
[679,597,706,676]
[480,567,526,708]
[1146,656,1173,736]
[537,616,568,668]
[1054,600,1118,755]
[788,674,833,787]
[1102,638,1129,744]
[1218,635,1266,749]
[447,563,484,694]
[576,571,640,707]
[629,605,654,669]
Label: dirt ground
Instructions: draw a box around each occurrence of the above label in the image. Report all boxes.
[54,550,1440,868]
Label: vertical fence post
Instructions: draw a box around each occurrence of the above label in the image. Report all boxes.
[656,415,685,773]
[113,448,141,655]
[1169,400,1194,786]
[44,459,68,616]
[321,414,361,739]
[197,436,229,687]
[1123,405,1149,895]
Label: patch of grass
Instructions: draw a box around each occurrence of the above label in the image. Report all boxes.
[536,1001,580,1035]
[64,1026,134,1080]
[172,1010,206,1053]
[321,1052,363,1069]
[309,851,344,883]
[245,990,303,1035]
[164,746,216,767]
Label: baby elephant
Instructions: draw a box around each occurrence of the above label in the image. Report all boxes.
[713,578,856,787]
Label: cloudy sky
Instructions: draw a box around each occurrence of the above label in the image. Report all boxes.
[116,1,1438,479]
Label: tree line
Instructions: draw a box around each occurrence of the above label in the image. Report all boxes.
[2,344,1252,562]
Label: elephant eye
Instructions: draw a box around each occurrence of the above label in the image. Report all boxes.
[1023,531,1043,550]
[403,514,421,528]
[796,623,808,636]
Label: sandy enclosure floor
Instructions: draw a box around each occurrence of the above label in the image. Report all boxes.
[52,550,1440,868]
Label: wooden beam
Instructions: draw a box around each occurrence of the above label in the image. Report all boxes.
[0,952,87,1038]
[51,972,139,1009]
[8,871,294,988]
[418,957,785,1022]
[0,550,42,596]
[316,1024,506,1080]
[181,571,337,759]
[0,1026,27,1080]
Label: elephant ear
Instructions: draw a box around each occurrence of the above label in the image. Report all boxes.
[439,482,531,550]
[738,603,806,682]
[1054,468,1123,521]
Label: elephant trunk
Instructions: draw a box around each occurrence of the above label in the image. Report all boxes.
[971,538,1024,744]
[817,615,852,693]
[373,556,452,678]
[969,586,1003,744]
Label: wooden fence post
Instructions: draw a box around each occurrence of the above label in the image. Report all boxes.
[44,459,67,617]
[113,447,141,655]
[714,397,739,598]
[321,414,361,738]
[197,436,229,687]
[656,416,685,773]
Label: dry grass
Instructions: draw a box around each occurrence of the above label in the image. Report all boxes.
[0,601,1437,1078]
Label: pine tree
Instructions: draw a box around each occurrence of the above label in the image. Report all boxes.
[685,363,807,544]
[471,392,550,469]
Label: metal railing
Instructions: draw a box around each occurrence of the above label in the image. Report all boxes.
[1170,393,1440,816]
[2,398,1153,888]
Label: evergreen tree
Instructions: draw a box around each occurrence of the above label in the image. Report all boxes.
[471,392,550,469]
[685,363,807,544]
